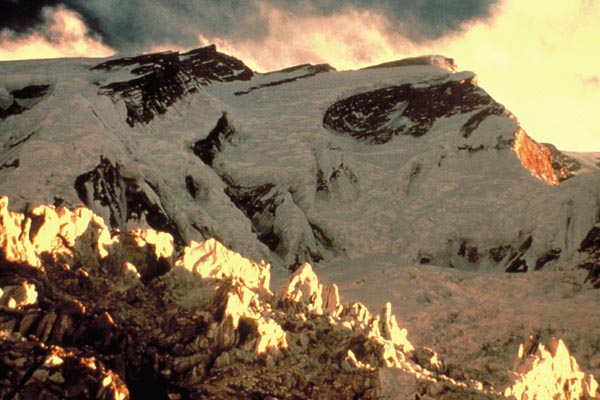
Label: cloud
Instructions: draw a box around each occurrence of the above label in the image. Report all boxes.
[0,0,497,53]
[202,5,409,71]
[212,0,600,151]
[438,0,600,151]
[583,76,599,86]
[0,6,113,61]
[0,0,61,36]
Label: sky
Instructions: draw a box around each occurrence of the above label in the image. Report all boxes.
[0,0,598,152]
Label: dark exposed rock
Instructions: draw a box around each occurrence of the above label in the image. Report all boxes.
[74,156,182,245]
[534,248,561,270]
[93,45,253,126]
[458,241,480,264]
[11,85,51,100]
[461,106,506,138]
[543,143,581,182]
[235,64,335,96]
[579,262,600,289]
[185,175,199,198]
[505,236,533,273]
[0,159,19,171]
[489,245,512,263]
[580,225,600,254]
[323,74,503,144]
[427,237,553,272]
[265,63,335,75]
[493,135,515,150]
[6,131,36,149]
[519,236,533,253]
[578,224,600,288]
[0,85,51,120]
[506,259,528,273]
[310,223,335,252]
[223,180,284,251]
[192,112,235,167]
[316,161,358,193]
[457,144,485,152]
[224,181,282,221]
[0,335,130,400]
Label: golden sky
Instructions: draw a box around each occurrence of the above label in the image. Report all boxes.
[1,1,598,151]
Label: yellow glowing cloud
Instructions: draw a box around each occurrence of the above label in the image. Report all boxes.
[199,5,416,72]
[440,0,600,151]
[0,7,113,61]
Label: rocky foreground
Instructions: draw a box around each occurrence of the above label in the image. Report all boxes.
[0,196,598,399]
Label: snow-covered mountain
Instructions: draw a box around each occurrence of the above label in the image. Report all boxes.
[1,45,598,274]
[1,45,600,398]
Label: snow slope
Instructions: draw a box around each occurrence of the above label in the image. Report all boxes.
[1,45,600,393]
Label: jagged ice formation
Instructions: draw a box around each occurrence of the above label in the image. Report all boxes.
[1,197,598,399]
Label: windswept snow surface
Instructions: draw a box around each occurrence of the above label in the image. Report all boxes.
[1,47,600,390]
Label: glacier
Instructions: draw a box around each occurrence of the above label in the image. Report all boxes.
[1,44,600,398]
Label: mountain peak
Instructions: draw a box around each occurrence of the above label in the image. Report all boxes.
[1,46,600,398]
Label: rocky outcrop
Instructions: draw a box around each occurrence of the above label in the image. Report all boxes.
[506,336,599,399]
[544,143,581,181]
[578,224,600,288]
[192,112,236,167]
[74,156,183,245]
[512,129,580,185]
[323,72,505,144]
[93,45,253,126]
[1,197,598,398]
[0,84,51,120]
[513,128,562,185]
[235,63,335,96]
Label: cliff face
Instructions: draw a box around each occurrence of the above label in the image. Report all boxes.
[1,197,598,399]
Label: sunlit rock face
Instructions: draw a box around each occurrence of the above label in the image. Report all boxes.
[512,128,582,185]
[513,128,561,185]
